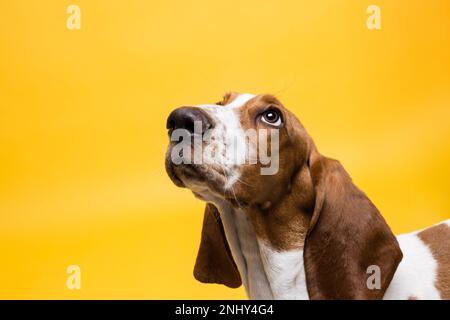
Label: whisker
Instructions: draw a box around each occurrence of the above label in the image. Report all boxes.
[231,185,244,211]
[218,166,244,210]
[234,177,252,187]
[218,165,229,199]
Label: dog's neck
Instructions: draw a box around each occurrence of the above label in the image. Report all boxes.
[193,165,313,299]
[209,198,309,300]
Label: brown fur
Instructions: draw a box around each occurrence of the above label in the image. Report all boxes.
[233,94,315,250]
[418,223,450,299]
[217,92,240,106]
[304,154,402,299]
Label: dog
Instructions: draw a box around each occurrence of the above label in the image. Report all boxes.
[165,92,450,300]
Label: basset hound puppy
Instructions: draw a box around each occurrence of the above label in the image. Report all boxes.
[165,92,450,300]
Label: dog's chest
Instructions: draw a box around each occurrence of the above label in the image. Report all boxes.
[217,204,308,299]
[258,241,309,299]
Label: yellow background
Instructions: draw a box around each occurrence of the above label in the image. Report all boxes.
[0,0,449,299]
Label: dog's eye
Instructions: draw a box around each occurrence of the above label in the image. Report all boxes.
[261,108,282,126]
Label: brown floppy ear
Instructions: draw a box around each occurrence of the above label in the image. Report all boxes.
[303,151,403,299]
[193,203,242,288]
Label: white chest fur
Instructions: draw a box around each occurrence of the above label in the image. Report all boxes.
[214,201,309,300]
[258,241,309,299]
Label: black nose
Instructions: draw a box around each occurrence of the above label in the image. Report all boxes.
[166,107,213,135]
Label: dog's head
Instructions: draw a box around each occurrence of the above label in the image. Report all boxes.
[165,92,402,299]
[165,92,311,208]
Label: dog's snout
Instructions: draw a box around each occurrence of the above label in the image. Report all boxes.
[166,107,213,135]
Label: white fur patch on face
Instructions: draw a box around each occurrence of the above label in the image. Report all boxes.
[197,93,256,189]
[384,232,441,299]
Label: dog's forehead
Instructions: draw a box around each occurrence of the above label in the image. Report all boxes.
[197,93,256,113]
[223,93,257,109]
